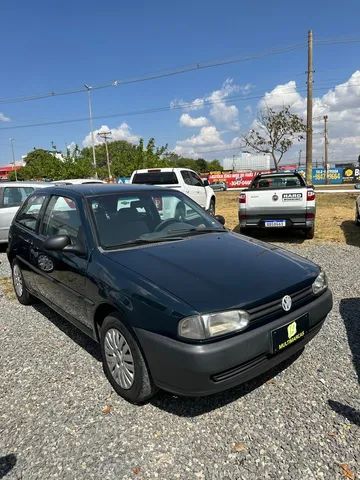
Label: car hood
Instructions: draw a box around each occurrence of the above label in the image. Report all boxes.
[105,232,319,313]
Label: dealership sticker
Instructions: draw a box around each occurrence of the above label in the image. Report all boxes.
[282,193,303,201]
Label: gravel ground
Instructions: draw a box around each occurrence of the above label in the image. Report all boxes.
[0,243,359,480]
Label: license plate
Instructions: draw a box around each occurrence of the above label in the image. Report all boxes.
[265,220,286,227]
[272,314,308,353]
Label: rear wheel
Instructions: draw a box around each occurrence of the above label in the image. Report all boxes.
[355,205,360,225]
[304,227,315,239]
[208,198,216,216]
[12,260,34,305]
[100,313,157,404]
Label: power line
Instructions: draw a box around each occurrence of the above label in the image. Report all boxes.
[2,80,360,133]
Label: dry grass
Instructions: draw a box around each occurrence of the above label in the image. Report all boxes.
[0,277,16,300]
[216,191,360,246]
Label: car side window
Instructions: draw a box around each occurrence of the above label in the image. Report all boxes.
[42,196,82,244]
[16,194,47,231]
[181,171,192,186]
[188,171,203,187]
[2,187,34,208]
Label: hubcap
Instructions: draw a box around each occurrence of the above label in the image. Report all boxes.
[104,329,135,389]
[13,264,23,297]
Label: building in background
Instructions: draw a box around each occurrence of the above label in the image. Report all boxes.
[223,153,271,171]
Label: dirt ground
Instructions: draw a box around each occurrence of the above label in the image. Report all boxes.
[216,191,360,246]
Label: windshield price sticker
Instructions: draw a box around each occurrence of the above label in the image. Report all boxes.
[282,193,303,201]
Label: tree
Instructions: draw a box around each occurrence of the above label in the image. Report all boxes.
[243,106,306,171]
[17,149,65,180]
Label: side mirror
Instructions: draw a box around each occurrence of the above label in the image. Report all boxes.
[43,235,71,251]
[43,234,86,256]
[202,179,209,187]
[215,214,225,225]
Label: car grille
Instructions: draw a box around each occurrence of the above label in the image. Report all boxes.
[247,285,315,328]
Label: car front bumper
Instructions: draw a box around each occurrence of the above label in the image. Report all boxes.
[135,289,332,396]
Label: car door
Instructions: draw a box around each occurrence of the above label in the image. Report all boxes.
[180,171,206,207]
[0,185,34,243]
[31,194,90,328]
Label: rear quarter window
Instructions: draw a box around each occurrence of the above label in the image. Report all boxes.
[16,194,47,231]
[132,172,178,185]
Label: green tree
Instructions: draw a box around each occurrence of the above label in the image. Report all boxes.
[16,149,65,180]
[243,106,305,171]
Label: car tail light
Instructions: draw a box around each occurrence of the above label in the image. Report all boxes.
[239,193,246,204]
[239,213,247,219]
[306,212,315,219]
[307,189,315,201]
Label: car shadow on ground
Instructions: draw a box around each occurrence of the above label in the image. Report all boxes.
[339,298,360,384]
[151,350,303,417]
[328,400,360,427]
[33,302,102,362]
[340,220,360,247]
[0,454,16,479]
[232,224,306,244]
[0,244,7,254]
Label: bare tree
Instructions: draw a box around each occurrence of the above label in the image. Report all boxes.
[243,106,306,171]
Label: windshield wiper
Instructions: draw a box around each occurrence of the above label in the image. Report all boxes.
[166,227,227,236]
[113,236,184,249]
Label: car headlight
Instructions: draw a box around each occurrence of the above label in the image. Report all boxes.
[178,310,250,340]
[312,271,328,295]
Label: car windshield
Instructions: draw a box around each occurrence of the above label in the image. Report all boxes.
[250,174,305,189]
[89,191,225,249]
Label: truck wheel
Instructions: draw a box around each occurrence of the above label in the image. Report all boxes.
[209,198,216,215]
[100,313,157,404]
[355,205,360,225]
[305,227,315,239]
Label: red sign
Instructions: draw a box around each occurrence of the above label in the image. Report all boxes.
[208,170,272,189]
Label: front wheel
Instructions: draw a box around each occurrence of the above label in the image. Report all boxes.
[12,260,34,305]
[100,313,157,404]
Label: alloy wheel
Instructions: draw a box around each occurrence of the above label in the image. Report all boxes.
[104,328,135,389]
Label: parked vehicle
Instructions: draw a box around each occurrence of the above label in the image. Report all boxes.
[355,195,360,225]
[0,182,52,244]
[210,181,227,192]
[8,184,332,404]
[239,172,316,239]
[130,168,216,214]
[53,178,105,185]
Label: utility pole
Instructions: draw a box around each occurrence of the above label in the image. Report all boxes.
[298,149,302,169]
[324,115,329,185]
[232,154,236,172]
[84,84,98,178]
[97,131,112,180]
[10,138,17,181]
[305,30,313,184]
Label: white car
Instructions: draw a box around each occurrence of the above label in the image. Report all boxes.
[53,178,105,185]
[130,168,216,214]
[239,172,316,239]
[0,182,53,243]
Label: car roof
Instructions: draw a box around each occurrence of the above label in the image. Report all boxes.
[34,183,170,197]
[257,172,299,178]
[53,178,104,184]
[1,181,53,187]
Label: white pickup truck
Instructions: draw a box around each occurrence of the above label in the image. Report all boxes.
[130,168,216,214]
[238,172,316,238]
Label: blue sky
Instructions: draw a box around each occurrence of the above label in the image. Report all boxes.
[1,0,360,166]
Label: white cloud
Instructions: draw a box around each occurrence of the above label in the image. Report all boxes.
[170,97,205,111]
[179,113,209,127]
[256,72,360,162]
[82,123,139,147]
[244,105,253,115]
[0,113,10,122]
[174,126,224,157]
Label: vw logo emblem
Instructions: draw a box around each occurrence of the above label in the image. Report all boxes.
[282,295,292,312]
[272,194,279,201]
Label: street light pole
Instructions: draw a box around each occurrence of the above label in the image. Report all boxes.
[84,84,98,178]
[10,138,17,181]
[97,131,112,181]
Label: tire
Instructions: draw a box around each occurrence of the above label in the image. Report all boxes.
[100,313,157,404]
[355,205,360,225]
[208,198,216,216]
[305,227,315,239]
[12,260,34,305]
